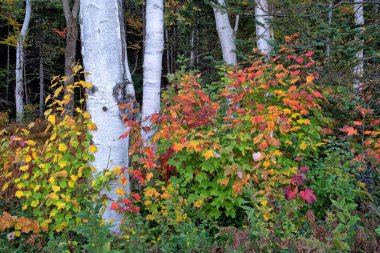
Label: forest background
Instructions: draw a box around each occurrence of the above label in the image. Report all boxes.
[0,0,379,252]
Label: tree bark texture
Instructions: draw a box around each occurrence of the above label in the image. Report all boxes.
[213,0,237,65]
[141,0,164,145]
[255,0,272,54]
[15,0,31,122]
[80,0,135,230]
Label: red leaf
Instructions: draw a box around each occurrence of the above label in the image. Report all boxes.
[110,202,119,210]
[285,185,298,200]
[118,130,131,140]
[313,91,322,98]
[305,51,314,57]
[131,193,141,201]
[291,174,306,186]
[339,126,358,136]
[299,189,317,204]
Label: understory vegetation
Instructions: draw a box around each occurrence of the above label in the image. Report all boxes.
[0,46,379,252]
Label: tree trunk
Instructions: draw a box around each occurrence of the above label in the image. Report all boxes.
[39,43,44,118]
[6,25,10,101]
[15,0,31,122]
[190,28,195,68]
[141,0,164,145]
[62,0,79,115]
[326,1,333,57]
[80,0,135,230]
[213,0,237,65]
[353,0,364,93]
[255,0,272,54]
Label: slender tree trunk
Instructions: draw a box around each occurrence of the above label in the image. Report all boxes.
[24,60,28,105]
[165,28,170,74]
[15,0,31,122]
[353,0,364,93]
[141,0,164,145]
[80,0,135,230]
[62,0,79,115]
[326,1,333,57]
[213,0,237,65]
[190,28,195,68]
[39,43,44,118]
[6,26,10,101]
[255,0,272,54]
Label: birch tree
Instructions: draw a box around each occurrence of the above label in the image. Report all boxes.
[62,0,79,115]
[353,0,364,93]
[212,0,237,66]
[254,0,272,54]
[15,0,31,122]
[141,0,164,145]
[80,0,135,230]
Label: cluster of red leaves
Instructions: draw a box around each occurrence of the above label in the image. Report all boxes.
[284,165,317,204]
[110,193,141,214]
[339,106,380,167]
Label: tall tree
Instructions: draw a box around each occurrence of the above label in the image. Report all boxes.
[80,0,135,230]
[254,0,272,54]
[212,0,237,65]
[353,0,364,93]
[62,0,79,115]
[15,0,31,122]
[141,0,164,145]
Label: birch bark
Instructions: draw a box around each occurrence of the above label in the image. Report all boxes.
[254,0,272,54]
[15,0,31,122]
[353,0,364,93]
[141,0,164,145]
[80,0,135,230]
[213,0,237,65]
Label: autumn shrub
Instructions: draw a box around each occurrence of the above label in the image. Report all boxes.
[0,66,110,235]
[111,48,330,251]
[0,111,9,128]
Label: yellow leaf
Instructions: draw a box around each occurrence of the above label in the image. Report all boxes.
[49,193,59,200]
[70,175,78,182]
[68,180,75,188]
[50,209,58,217]
[203,150,214,160]
[15,191,24,198]
[26,140,36,146]
[89,145,97,153]
[15,231,21,237]
[56,202,66,210]
[300,142,307,151]
[19,165,29,171]
[58,143,68,152]
[115,188,126,196]
[48,114,56,125]
[87,122,97,131]
[31,200,39,207]
[263,160,271,168]
[2,182,9,191]
[49,177,55,184]
[112,166,122,175]
[34,185,41,192]
[52,186,60,193]
[54,86,63,98]
[146,172,153,182]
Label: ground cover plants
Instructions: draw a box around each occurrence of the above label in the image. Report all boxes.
[0,48,379,252]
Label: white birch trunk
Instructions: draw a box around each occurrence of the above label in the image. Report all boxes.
[80,0,134,230]
[213,0,237,66]
[15,0,31,122]
[255,0,272,54]
[141,0,164,144]
[353,0,364,92]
